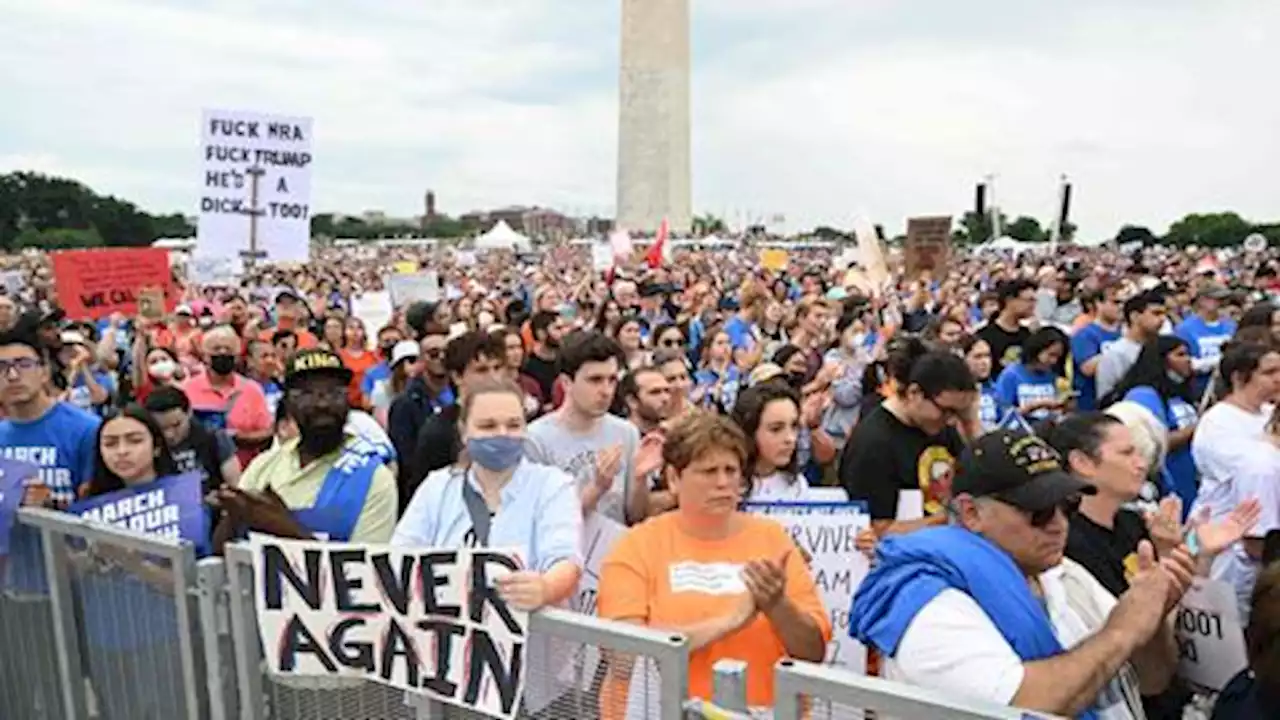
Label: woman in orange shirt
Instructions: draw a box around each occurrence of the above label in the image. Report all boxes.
[597,412,830,717]
[339,317,377,407]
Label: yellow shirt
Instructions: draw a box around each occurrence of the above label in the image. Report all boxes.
[239,435,398,542]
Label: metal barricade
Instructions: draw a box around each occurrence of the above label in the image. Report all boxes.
[220,542,691,720]
[2,507,208,720]
[772,659,1059,720]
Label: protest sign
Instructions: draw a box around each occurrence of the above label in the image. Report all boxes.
[904,216,953,279]
[1175,578,1247,691]
[188,255,239,287]
[352,292,393,339]
[251,536,529,719]
[455,251,477,268]
[591,242,613,272]
[744,501,871,673]
[760,248,789,272]
[52,248,177,320]
[69,472,205,544]
[386,271,441,307]
[0,459,37,555]
[393,261,419,275]
[0,269,24,296]
[197,109,314,269]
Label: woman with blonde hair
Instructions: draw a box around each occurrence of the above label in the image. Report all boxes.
[597,411,829,717]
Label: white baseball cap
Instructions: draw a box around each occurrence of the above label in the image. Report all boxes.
[390,340,420,367]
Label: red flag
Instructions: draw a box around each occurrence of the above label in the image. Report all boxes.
[645,218,669,269]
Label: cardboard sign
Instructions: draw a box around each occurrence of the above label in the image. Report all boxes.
[52,248,177,320]
[743,501,871,673]
[760,248,789,272]
[0,459,38,556]
[904,216,952,279]
[386,271,440,307]
[197,109,314,266]
[251,536,529,719]
[69,472,206,545]
[1175,578,1248,691]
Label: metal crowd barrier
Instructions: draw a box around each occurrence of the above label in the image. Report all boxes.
[3,508,1053,720]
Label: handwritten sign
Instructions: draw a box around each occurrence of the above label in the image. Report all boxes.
[69,472,206,548]
[251,536,529,719]
[1175,578,1247,691]
[760,248,789,272]
[904,215,952,279]
[386,271,440,307]
[197,109,314,267]
[744,501,871,673]
[52,248,176,320]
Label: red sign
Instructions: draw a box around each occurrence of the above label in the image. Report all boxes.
[52,248,177,320]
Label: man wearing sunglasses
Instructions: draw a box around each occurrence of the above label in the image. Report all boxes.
[853,430,1194,720]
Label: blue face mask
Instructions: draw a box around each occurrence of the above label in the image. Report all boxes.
[467,435,524,472]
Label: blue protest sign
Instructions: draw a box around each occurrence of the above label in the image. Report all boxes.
[69,472,207,548]
[0,459,38,555]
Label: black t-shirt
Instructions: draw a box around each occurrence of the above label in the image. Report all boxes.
[1065,508,1150,598]
[522,353,558,403]
[405,404,461,513]
[838,404,966,520]
[976,321,1030,378]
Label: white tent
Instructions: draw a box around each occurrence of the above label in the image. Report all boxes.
[475,221,532,252]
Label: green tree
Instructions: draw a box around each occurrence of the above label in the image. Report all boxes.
[1005,216,1047,244]
[1164,212,1252,248]
[811,226,848,241]
[692,214,727,236]
[1114,225,1158,246]
[954,210,1005,245]
[14,226,105,249]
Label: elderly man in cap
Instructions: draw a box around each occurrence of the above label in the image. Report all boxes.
[852,430,1193,720]
[209,347,397,548]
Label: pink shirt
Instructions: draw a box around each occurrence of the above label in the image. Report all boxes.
[181,372,272,436]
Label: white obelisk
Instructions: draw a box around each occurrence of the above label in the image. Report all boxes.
[616,0,692,235]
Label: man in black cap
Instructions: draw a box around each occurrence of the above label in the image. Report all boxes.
[266,288,318,349]
[208,348,397,548]
[852,430,1194,720]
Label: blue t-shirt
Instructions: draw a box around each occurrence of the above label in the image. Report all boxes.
[1071,322,1122,411]
[361,361,391,398]
[67,371,116,415]
[260,379,283,419]
[978,379,1000,432]
[723,315,757,353]
[1125,385,1199,514]
[995,363,1061,422]
[0,402,101,505]
[1175,315,1236,367]
[693,365,742,413]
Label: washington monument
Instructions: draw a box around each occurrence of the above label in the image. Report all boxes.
[617,0,692,234]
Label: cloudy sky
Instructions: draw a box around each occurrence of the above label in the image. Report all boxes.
[1,0,1276,240]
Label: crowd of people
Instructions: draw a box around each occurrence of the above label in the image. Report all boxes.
[2,238,1280,718]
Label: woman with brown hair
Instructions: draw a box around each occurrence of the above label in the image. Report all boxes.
[597,411,829,717]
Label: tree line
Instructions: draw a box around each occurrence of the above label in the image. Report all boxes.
[0,171,1274,251]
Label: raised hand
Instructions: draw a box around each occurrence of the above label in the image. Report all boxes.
[594,444,624,490]
[1143,495,1184,557]
[1193,498,1263,558]
[634,432,665,480]
[742,553,788,613]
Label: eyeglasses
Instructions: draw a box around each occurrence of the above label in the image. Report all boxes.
[0,358,41,377]
[660,337,685,347]
[927,397,968,421]
[422,348,444,359]
[286,386,347,404]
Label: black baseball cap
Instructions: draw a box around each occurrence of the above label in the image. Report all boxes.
[952,430,1095,512]
[274,289,302,304]
[284,348,353,389]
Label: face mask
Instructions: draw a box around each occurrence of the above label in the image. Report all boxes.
[786,371,807,389]
[208,354,237,376]
[1167,369,1186,384]
[380,343,397,359]
[467,435,524,472]
[149,360,177,380]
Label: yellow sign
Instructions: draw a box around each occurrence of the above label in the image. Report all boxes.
[759,249,788,271]
[393,261,419,275]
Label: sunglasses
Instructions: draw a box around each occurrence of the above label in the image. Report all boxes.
[660,337,685,347]
[1012,494,1083,529]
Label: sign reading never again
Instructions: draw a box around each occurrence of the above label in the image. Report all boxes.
[251,536,530,720]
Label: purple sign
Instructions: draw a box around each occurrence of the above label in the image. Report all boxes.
[0,459,37,555]
[69,472,206,547]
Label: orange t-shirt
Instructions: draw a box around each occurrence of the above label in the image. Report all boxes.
[339,349,378,406]
[597,512,831,715]
[257,326,319,350]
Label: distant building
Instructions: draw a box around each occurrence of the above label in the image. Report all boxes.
[459,206,579,239]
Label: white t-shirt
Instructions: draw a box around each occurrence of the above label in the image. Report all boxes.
[883,563,1134,720]
[747,472,848,503]
[1205,439,1280,622]
[1191,402,1269,530]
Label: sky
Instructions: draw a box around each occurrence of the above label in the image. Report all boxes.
[1,0,1277,241]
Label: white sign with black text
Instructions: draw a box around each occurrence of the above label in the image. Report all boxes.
[197,109,314,270]
[1174,578,1247,691]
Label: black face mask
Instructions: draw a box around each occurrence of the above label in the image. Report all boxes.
[786,371,807,389]
[208,354,237,376]
[380,343,397,360]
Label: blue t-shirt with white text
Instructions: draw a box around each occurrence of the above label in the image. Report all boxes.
[1071,322,1122,411]
[995,363,1061,422]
